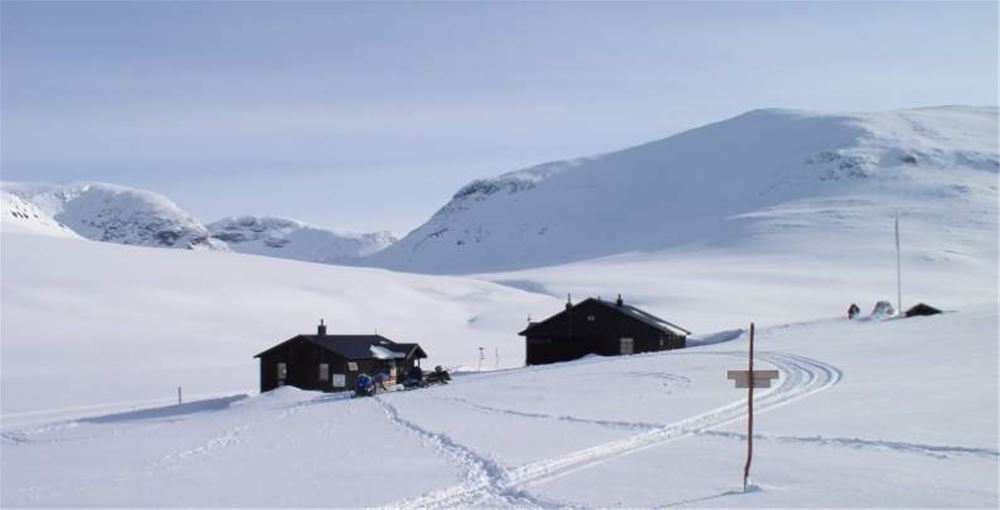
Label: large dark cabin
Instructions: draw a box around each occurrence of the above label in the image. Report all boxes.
[254,321,427,393]
[520,296,690,365]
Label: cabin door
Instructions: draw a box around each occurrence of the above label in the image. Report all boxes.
[619,338,634,355]
[277,362,287,386]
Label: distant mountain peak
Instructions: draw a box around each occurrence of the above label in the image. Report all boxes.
[207,215,397,264]
[1,181,226,251]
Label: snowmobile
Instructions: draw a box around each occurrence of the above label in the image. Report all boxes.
[354,373,376,398]
[424,366,451,386]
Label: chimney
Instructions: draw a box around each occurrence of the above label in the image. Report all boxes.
[616,294,623,306]
[318,319,327,336]
[565,293,573,311]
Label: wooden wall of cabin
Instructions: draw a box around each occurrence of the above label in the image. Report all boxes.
[258,338,327,392]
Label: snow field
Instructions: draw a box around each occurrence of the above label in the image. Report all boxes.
[2,306,995,507]
[0,232,555,421]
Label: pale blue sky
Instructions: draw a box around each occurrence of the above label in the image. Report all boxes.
[2,1,996,234]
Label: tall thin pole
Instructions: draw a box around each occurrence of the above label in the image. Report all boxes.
[743,322,754,492]
[895,213,902,314]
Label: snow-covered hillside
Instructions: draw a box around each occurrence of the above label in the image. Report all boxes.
[0,191,80,239]
[366,106,998,273]
[208,215,396,264]
[1,182,226,251]
[0,232,554,424]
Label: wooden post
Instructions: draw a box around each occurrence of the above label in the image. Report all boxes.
[743,322,754,492]
[177,386,182,405]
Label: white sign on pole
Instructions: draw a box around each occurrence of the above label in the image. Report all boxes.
[727,369,780,388]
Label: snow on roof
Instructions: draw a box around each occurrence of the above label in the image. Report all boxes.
[369,345,406,360]
[617,303,692,336]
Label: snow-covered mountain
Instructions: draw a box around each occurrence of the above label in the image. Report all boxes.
[1,182,226,251]
[365,106,999,273]
[0,182,398,263]
[208,215,396,264]
[1,191,81,239]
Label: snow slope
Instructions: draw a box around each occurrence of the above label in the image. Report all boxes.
[2,306,995,507]
[0,191,80,239]
[366,106,998,274]
[208,215,396,264]
[0,232,554,424]
[1,181,226,251]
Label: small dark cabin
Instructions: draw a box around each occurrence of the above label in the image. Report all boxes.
[905,303,943,317]
[254,321,427,393]
[520,295,690,366]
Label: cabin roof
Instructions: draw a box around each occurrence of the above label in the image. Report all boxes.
[254,334,428,360]
[598,299,692,336]
[519,297,691,336]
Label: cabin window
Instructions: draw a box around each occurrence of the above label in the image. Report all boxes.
[587,315,596,322]
[277,363,287,381]
[332,374,346,387]
[389,360,396,377]
[319,363,330,381]
[347,362,358,372]
[620,338,634,355]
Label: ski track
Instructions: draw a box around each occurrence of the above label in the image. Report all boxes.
[697,430,1000,460]
[443,397,663,432]
[373,396,569,509]
[151,392,345,470]
[389,351,842,508]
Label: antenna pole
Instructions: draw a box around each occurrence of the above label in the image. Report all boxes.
[743,322,754,492]
[895,213,902,314]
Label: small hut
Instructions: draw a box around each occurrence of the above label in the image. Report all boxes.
[905,303,943,317]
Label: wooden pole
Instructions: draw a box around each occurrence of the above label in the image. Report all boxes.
[743,322,754,492]
[177,386,182,405]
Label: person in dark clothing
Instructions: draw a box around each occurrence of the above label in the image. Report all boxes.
[355,373,375,397]
[847,303,860,319]
[374,371,390,392]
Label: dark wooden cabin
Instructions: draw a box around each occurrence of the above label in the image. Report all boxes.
[905,303,943,317]
[254,321,427,393]
[520,295,690,365]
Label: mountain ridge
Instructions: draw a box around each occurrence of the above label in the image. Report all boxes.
[207,215,397,264]
[0,181,398,263]
[363,105,998,273]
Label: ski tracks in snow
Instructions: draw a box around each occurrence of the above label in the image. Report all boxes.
[373,397,564,509]
[697,430,1000,460]
[385,351,842,509]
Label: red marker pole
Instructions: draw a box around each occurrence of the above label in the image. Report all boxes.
[743,322,754,492]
